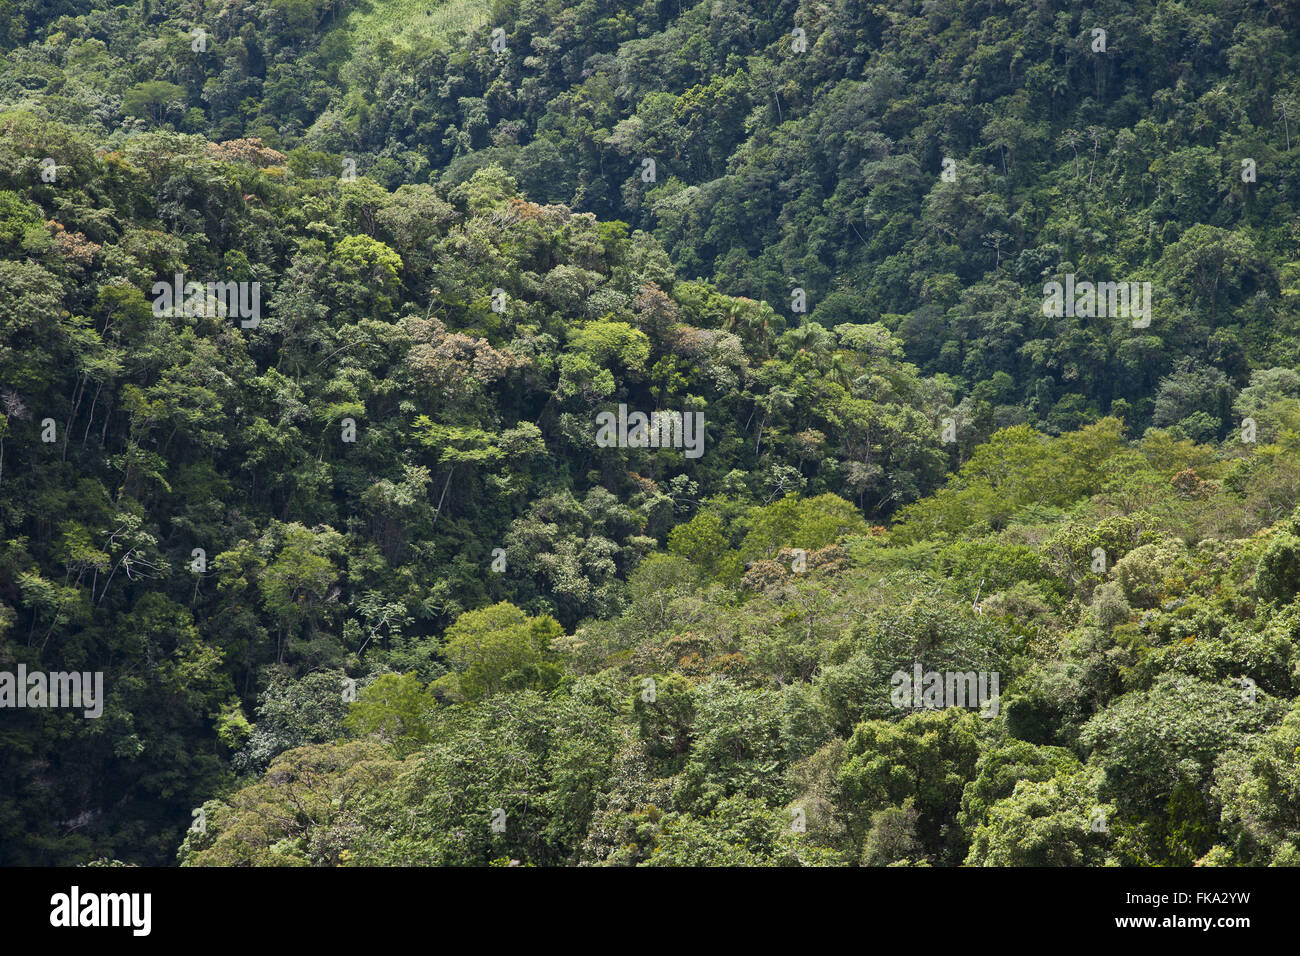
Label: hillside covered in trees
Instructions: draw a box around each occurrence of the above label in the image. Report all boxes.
[2,0,1300,867]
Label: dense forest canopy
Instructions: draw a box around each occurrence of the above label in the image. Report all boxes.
[0,0,1299,867]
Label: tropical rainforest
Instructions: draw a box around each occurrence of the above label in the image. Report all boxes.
[1,0,1300,867]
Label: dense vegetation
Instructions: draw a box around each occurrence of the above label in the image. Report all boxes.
[2,0,1300,866]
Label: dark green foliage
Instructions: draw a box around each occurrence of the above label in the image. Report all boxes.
[4,0,1300,868]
